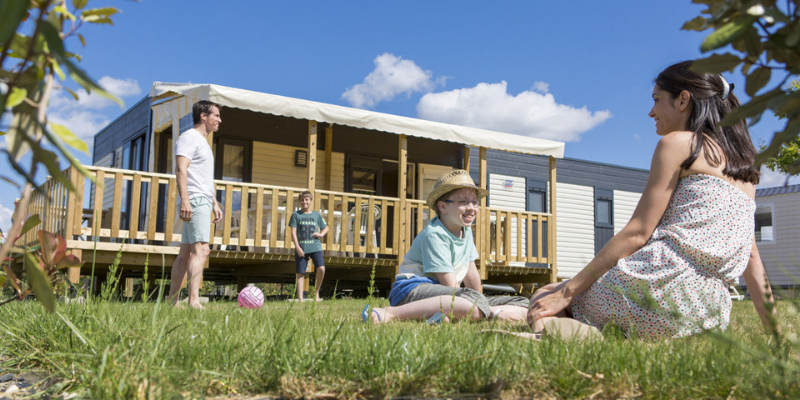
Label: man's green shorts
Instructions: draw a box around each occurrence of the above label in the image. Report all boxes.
[181,196,213,244]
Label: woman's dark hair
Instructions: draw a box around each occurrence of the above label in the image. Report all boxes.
[654,61,760,184]
[192,100,220,125]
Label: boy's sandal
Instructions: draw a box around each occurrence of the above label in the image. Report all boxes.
[426,312,444,324]
[361,304,380,323]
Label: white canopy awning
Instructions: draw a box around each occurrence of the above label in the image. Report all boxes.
[149,82,565,158]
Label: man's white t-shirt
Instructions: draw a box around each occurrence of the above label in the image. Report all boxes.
[174,128,215,203]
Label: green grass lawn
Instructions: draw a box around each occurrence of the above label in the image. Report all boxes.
[0,297,798,399]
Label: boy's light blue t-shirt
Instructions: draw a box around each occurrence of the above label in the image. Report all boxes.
[389,217,478,306]
[396,217,478,284]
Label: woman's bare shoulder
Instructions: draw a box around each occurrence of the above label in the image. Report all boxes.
[659,131,694,145]
[654,131,694,159]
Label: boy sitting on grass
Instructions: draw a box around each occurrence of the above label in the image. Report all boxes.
[289,190,329,302]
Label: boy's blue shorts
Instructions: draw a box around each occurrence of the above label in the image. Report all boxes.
[295,251,325,274]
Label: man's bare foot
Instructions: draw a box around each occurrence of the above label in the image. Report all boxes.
[314,297,322,302]
[188,303,205,310]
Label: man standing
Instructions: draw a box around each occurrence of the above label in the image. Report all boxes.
[168,100,223,308]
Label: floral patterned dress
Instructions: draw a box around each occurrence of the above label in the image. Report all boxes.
[571,174,755,339]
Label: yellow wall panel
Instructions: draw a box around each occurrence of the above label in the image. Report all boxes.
[251,142,344,191]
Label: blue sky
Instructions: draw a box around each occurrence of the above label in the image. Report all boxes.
[1,0,798,232]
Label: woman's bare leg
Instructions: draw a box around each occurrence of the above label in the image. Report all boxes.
[370,295,483,324]
[528,282,570,331]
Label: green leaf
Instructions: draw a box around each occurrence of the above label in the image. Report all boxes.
[81,7,119,18]
[700,16,758,52]
[26,136,76,192]
[25,252,56,312]
[72,0,88,10]
[65,87,79,101]
[53,5,76,21]
[756,116,800,165]
[82,15,113,25]
[786,21,800,47]
[38,122,93,184]
[719,88,783,126]
[0,275,6,287]
[38,230,58,266]
[57,56,123,107]
[6,87,27,108]
[19,214,40,238]
[51,59,65,81]
[745,67,771,96]
[690,53,741,74]
[49,122,89,155]
[78,33,85,47]
[0,0,29,45]
[39,20,67,58]
[56,254,83,270]
[1,265,22,296]
[682,16,707,31]
[763,7,790,24]
[742,27,762,59]
[5,111,36,161]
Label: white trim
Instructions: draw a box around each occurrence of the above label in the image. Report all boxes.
[149,82,565,158]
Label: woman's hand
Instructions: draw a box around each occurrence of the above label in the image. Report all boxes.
[527,288,571,327]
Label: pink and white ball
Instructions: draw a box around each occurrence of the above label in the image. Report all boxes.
[238,286,265,309]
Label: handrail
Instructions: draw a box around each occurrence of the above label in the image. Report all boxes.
[22,165,554,268]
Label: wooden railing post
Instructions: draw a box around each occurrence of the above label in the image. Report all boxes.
[307,120,317,195]
[325,125,333,191]
[396,135,408,268]
[549,156,558,282]
[478,147,488,279]
[65,167,78,240]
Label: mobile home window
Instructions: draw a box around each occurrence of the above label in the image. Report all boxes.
[754,205,774,243]
[527,180,547,213]
[595,188,613,228]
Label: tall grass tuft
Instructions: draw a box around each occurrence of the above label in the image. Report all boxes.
[141,252,150,303]
[366,260,377,303]
[99,242,125,302]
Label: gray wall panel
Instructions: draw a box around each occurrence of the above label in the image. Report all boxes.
[92,96,151,164]
[468,147,648,193]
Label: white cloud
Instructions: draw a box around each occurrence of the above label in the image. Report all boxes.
[757,166,800,189]
[532,81,549,93]
[46,76,141,142]
[416,81,612,141]
[99,76,142,98]
[48,110,111,141]
[0,199,14,239]
[342,53,442,109]
[51,77,141,111]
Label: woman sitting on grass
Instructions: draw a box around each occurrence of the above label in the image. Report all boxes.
[528,61,779,340]
[364,170,529,324]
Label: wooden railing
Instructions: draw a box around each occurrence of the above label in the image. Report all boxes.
[22,166,554,268]
[483,208,550,265]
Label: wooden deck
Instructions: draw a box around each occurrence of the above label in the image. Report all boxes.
[13,165,557,295]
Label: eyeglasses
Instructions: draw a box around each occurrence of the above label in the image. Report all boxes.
[443,200,479,208]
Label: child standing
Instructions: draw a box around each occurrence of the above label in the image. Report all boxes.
[289,190,329,302]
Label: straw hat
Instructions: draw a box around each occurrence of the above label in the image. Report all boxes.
[426,170,489,210]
